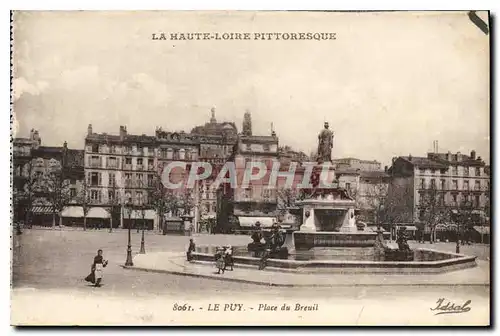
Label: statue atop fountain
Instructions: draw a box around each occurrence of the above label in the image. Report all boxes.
[317,121,334,163]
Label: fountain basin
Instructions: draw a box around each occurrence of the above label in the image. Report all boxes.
[294,231,391,249]
[190,247,477,274]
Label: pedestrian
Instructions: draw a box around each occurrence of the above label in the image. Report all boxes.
[215,247,225,274]
[224,245,234,271]
[186,238,196,261]
[85,249,108,287]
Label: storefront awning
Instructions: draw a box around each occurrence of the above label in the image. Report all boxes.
[31,206,53,214]
[238,216,275,227]
[61,206,84,218]
[473,226,490,235]
[397,225,417,231]
[130,209,156,220]
[87,207,110,219]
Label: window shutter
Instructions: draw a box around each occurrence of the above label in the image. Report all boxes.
[98,172,102,186]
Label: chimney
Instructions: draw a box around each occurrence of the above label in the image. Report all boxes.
[457,152,461,161]
[63,141,67,149]
[119,125,127,140]
[447,151,451,161]
[384,165,388,172]
[87,124,93,136]
[470,150,476,160]
[408,154,412,161]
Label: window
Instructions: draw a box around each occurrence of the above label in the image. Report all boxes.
[464,167,469,176]
[108,157,117,168]
[452,180,458,190]
[136,173,144,187]
[137,158,143,170]
[125,157,132,169]
[440,179,446,190]
[452,166,458,175]
[475,195,480,207]
[263,144,270,152]
[108,191,115,201]
[419,168,426,174]
[70,188,76,198]
[440,169,447,175]
[148,159,154,170]
[430,169,437,175]
[463,180,469,191]
[147,174,154,187]
[245,144,252,151]
[110,145,116,154]
[345,183,351,191]
[452,194,458,204]
[123,146,132,154]
[136,191,143,205]
[475,180,481,191]
[420,179,425,189]
[430,179,436,189]
[90,190,100,201]
[90,172,100,186]
[89,155,100,168]
[262,189,272,201]
[91,144,99,153]
[125,173,132,187]
[475,167,481,176]
[109,173,116,186]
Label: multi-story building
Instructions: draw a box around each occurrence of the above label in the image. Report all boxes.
[218,112,280,232]
[190,108,238,224]
[12,129,41,223]
[388,150,490,225]
[17,133,84,227]
[332,157,381,172]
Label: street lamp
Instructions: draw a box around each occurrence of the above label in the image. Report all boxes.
[125,198,134,266]
[139,204,146,254]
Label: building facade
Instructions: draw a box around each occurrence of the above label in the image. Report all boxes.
[388,150,490,225]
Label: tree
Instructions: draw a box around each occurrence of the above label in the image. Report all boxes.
[384,181,413,241]
[417,187,449,244]
[77,178,91,230]
[105,180,120,233]
[149,172,180,233]
[276,187,298,218]
[44,168,72,228]
[358,179,389,226]
[452,194,477,248]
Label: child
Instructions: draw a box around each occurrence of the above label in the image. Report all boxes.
[215,247,225,274]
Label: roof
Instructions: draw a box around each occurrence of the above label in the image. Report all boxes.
[335,168,360,175]
[399,156,448,169]
[190,121,238,137]
[359,170,390,179]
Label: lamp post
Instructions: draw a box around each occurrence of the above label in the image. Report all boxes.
[139,204,146,254]
[125,198,134,266]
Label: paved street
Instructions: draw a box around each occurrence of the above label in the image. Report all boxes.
[11,229,490,325]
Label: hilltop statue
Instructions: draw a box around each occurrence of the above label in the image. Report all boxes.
[317,122,334,163]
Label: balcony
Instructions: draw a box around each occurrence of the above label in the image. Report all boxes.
[136,165,144,171]
[124,164,132,170]
[88,163,102,169]
[107,164,119,169]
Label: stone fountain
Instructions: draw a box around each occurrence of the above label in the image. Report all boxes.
[293,122,390,258]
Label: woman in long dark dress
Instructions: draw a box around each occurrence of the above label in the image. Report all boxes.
[85,249,108,287]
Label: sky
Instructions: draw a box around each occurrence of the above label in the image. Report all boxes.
[11,11,490,166]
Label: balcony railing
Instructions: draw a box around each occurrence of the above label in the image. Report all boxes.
[124,164,132,170]
[136,165,144,170]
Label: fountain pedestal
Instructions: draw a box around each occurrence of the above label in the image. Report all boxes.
[293,188,389,250]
